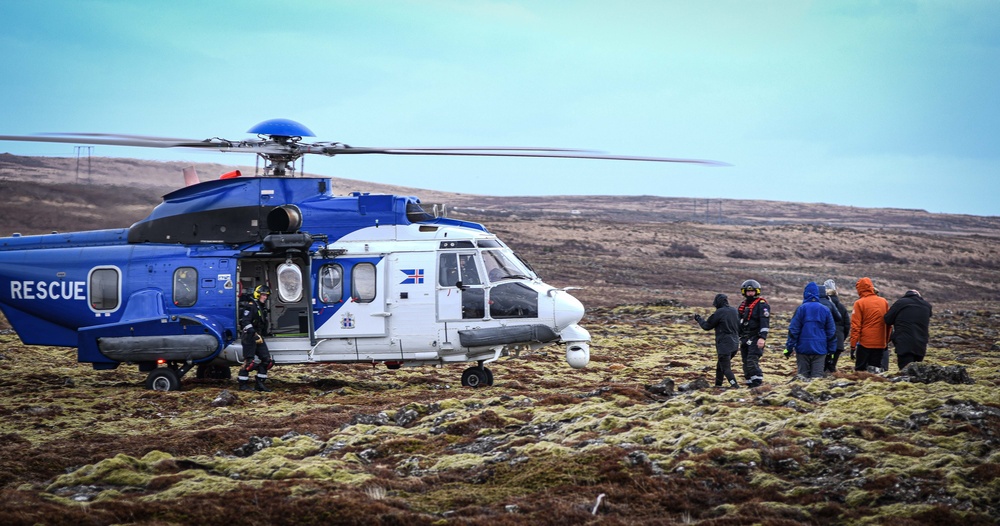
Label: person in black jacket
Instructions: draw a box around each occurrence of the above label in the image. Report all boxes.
[737,279,770,387]
[694,293,740,388]
[238,285,275,392]
[884,289,933,370]
[821,279,850,372]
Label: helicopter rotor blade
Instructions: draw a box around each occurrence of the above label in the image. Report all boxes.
[0,130,730,167]
[312,144,730,166]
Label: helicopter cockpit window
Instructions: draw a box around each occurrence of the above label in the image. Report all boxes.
[172,267,198,307]
[318,264,343,303]
[276,262,303,303]
[483,249,532,282]
[439,253,458,287]
[438,253,481,287]
[352,263,376,303]
[89,267,120,311]
[459,254,481,285]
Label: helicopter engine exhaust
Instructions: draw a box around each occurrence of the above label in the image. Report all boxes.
[267,205,303,233]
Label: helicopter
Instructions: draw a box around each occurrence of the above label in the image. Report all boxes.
[0,119,725,391]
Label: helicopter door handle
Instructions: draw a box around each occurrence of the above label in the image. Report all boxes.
[371,312,392,317]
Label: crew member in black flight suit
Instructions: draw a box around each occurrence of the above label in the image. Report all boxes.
[737,279,770,387]
[238,285,274,392]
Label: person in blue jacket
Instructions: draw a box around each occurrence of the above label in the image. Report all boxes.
[784,282,837,379]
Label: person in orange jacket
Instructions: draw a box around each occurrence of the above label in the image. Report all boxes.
[850,277,891,373]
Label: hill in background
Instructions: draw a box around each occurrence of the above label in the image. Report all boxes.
[1,153,996,314]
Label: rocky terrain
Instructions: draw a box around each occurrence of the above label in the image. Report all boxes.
[0,155,998,524]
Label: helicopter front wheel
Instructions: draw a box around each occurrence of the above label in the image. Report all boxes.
[461,366,494,388]
[145,367,182,391]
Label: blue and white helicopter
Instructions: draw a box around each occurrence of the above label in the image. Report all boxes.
[0,120,724,390]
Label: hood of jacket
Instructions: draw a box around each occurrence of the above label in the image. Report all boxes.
[802,282,820,302]
[856,277,876,297]
[713,293,729,309]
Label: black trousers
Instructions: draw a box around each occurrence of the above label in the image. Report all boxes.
[854,345,885,371]
[238,340,272,379]
[715,353,737,386]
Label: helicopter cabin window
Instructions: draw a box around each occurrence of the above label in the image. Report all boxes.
[318,264,343,303]
[276,261,303,303]
[173,267,198,307]
[89,267,120,311]
[352,263,376,303]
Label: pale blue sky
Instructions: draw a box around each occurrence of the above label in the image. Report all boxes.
[2,0,998,216]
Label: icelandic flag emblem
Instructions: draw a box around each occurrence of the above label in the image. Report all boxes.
[400,269,425,284]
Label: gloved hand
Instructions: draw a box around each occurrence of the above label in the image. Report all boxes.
[850,344,857,360]
[255,333,264,344]
[783,348,792,359]
[693,314,702,323]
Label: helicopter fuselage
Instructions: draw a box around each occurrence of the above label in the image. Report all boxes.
[0,176,590,389]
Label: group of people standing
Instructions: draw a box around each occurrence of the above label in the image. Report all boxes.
[694,277,933,387]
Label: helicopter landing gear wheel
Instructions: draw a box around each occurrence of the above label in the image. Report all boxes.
[145,367,181,391]
[461,366,493,388]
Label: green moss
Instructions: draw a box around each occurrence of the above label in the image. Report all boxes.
[844,488,875,507]
[428,453,487,471]
[724,447,762,464]
[47,453,153,491]
[751,471,789,490]
[141,471,245,501]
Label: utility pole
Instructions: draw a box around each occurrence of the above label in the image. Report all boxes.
[74,146,93,183]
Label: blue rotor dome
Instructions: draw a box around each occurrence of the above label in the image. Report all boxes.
[247,118,315,137]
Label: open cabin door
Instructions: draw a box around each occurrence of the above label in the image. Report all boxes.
[237,258,311,336]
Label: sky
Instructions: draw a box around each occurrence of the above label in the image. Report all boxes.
[1,0,998,216]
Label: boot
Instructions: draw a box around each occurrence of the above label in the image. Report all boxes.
[238,379,253,391]
[729,379,739,388]
[254,376,272,392]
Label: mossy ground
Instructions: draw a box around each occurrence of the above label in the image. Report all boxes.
[1,305,998,525]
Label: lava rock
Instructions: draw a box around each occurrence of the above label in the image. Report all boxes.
[233,436,272,457]
[646,378,675,395]
[210,389,238,407]
[678,377,711,392]
[900,363,974,384]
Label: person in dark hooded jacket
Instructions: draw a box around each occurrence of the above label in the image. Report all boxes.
[694,293,740,388]
[823,279,851,372]
[884,290,933,370]
[817,285,843,328]
[784,282,836,379]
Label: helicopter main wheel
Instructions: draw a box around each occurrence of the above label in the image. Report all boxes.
[145,367,181,391]
[195,364,232,380]
[461,366,492,388]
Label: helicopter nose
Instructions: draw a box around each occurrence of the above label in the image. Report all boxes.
[552,290,585,331]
